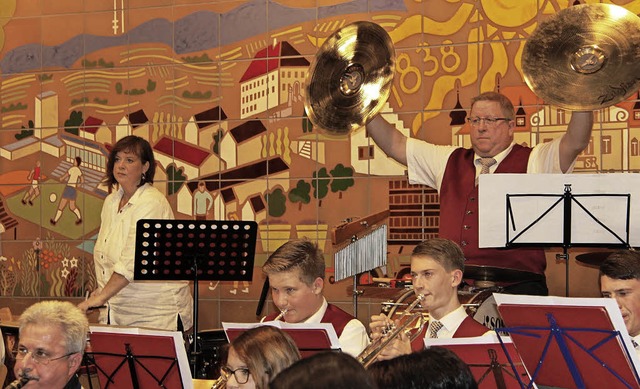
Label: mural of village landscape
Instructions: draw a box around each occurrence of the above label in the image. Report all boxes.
[1,0,640,328]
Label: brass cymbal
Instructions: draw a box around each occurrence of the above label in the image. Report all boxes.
[304,21,395,135]
[575,251,612,267]
[464,265,544,283]
[522,4,640,110]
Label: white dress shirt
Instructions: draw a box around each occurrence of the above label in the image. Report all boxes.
[94,183,193,331]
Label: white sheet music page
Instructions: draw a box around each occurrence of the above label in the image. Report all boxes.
[478,173,640,248]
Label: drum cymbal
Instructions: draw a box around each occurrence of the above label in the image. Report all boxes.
[304,21,395,135]
[575,251,618,267]
[522,4,640,110]
[464,265,544,283]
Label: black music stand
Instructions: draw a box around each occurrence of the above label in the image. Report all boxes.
[134,219,257,375]
[494,293,640,389]
[87,326,191,389]
[504,184,631,296]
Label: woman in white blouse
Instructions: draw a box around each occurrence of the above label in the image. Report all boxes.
[78,135,193,331]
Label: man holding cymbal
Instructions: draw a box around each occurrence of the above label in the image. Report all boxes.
[366,91,593,295]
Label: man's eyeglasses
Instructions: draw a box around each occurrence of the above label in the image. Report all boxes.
[16,346,76,365]
[221,366,251,384]
[466,117,511,127]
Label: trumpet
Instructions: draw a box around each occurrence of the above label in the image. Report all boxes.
[210,372,228,389]
[357,293,427,368]
[273,308,287,321]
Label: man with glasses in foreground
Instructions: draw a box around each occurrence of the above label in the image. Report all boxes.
[366,91,593,295]
[13,300,88,389]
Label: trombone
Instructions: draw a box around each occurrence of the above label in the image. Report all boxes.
[357,293,427,368]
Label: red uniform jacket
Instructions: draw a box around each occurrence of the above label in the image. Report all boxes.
[410,315,490,352]
[439,145,547,275]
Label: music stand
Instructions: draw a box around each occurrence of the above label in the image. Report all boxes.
[87,326,192,389]
[222,321,341,358]
[426,335,531,389]
[134,219,257,375]
[494,293,640,389]
[479,174,638,296]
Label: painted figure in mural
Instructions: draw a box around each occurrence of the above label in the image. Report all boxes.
[599,250,640,359]
[193,180,213,220]
[221,326,300,389]
[368,238,490,362]
[261,238,369,357]
[366,91,594,295]
[13,300,88,389]
[50,157,83,226]
[21,160,41,206]
[77,135,193,332]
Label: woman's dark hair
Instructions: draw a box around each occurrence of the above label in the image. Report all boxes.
[104,135,156,188]
[270,351,376,389]
[369,347,477,389]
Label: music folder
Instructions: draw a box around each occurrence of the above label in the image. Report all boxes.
[494,293,640,388]
[222,321,340,357]
[88,326,193,389]
[425,335,535,389]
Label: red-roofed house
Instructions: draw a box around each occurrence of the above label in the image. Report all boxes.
[80,116,111,144]
[153,136,221,180]
[239,41,309,119]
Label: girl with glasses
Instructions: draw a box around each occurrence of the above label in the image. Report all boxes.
[223,326,300,389]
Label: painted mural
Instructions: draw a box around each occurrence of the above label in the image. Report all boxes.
[1,0,640,328]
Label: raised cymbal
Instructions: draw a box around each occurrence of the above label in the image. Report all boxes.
[522,4,640,110]
[464,265,544,283]
[304,21,395,135]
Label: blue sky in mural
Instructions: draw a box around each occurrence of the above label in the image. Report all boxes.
[0,0,406,74]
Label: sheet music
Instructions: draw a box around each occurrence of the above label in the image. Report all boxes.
[493,293,640,374]
[222,321,340,349]
[425,335,538,389]
[478,173,640,247]
[89,326,193,389]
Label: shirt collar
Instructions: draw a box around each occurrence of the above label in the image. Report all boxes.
[439,305,468,333]
[474,142,516,170]
[118,183,149,205]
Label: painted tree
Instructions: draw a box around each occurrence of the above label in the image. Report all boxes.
[266,188,287,217]
[63,111,83,135]
[167,164,186,195]
[288,179,311,211]
[330,163,355,199]
[312,167,330,207]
